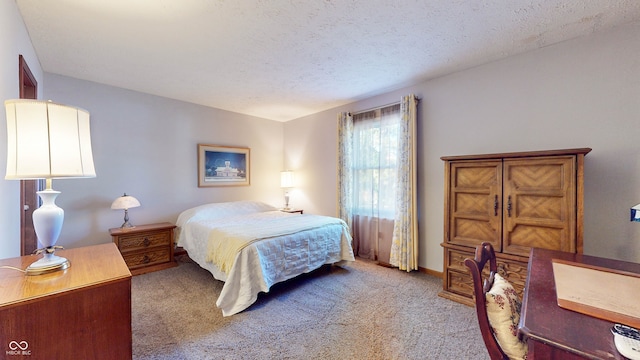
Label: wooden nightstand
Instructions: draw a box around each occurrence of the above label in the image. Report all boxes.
[109,222,177,275]
[280,208,303,214]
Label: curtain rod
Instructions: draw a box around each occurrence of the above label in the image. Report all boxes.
[350,101,400,116]
[349,96,420,116]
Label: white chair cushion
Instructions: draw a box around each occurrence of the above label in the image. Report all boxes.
[486,273,528,360]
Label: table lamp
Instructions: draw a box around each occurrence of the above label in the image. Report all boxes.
[5,99,96,275]
[280,170,294,210]
[111,193,141,228]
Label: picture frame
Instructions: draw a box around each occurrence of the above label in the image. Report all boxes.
[198,144,250,187]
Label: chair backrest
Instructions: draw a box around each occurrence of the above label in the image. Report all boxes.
[464,242,509,360]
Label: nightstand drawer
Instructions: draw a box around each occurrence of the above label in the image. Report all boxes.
[117,231,171,253]
[109,222,177,275]
[121,247,170,269]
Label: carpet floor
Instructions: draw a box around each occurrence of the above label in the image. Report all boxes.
[131,257,489,360]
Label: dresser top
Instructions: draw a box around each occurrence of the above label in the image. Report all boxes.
[0,243,131,307]
[441,147,592,161]
[109,221,176,236]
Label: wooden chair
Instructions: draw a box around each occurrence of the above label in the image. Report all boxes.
[464,242,510,360]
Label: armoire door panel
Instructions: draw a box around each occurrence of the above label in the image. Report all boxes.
[502,156,576,256]
[505,161,569,189]
[447,161,501,249]
[505,224,570,256]
[452,163,501,188]
[513,194,564,220]
[503,157,575,195]
[452,217,501,249]
[454,192,491,214]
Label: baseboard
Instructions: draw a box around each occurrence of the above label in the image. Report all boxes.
[356,258,443,278]
[419,266,442,278]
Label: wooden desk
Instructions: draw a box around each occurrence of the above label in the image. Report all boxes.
[519,248,640,359]
[0,243,132,360]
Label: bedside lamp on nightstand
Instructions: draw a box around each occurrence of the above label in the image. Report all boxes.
[111,193,141,228]
[280,170,294,210]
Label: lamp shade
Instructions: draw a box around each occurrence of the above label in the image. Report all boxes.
[280,170,294,188]
[5,99,96,180]
[111,194,141,210]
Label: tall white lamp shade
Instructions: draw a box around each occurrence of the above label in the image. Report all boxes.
[5,99,96,275]
[280,170,294,210]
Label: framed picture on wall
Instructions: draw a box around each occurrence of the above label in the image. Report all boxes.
[197,144,250,187]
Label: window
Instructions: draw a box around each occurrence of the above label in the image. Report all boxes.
[338,94,418,270]
[352,104,401,219]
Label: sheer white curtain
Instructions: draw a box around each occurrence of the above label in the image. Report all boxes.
[338,95,418,269]
[337,112,353,233]
[390,95,419,271]
[351,105,399,262]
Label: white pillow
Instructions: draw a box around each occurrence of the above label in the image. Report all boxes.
[176,201,277,227]
[485,273,528,360]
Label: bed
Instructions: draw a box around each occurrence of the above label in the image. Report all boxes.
[175,201,355,316]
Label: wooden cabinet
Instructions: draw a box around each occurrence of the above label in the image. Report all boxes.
[0,243,132,360]
[440,148,590,305]
[110,222,177,275]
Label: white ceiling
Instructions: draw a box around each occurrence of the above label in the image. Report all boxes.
[15,0,640,122]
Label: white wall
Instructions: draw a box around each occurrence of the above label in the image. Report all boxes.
[0,0,43,259]
[282,115,341,215]
[33,74,285,250]
[285,21,640,271]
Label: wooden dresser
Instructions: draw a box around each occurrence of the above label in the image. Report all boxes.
[0,243,132,360]
[110,222,177,275]
[439,148,591,305]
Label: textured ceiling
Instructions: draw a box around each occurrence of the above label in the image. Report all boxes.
[15,0,640,122]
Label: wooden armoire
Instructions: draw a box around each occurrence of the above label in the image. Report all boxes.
[439,148,591,305]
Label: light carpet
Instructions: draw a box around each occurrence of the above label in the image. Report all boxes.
[131,257,489,360]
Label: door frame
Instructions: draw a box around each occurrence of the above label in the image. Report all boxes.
[18,54,41,255]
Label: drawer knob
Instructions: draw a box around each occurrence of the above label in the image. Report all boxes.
[143,255,150,264]
[143,237,151,247]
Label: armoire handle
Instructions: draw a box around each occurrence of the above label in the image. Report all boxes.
[507,195,512,217]
[494,195,499,216]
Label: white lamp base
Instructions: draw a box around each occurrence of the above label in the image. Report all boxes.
[26,253,70,276]
[27,182,69,276]
[284,192,290,210]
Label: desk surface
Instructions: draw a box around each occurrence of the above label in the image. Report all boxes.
[0,243,131,307]
[519,248,640,359]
